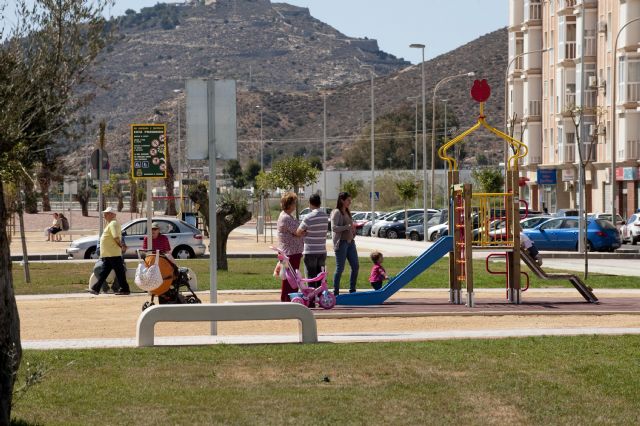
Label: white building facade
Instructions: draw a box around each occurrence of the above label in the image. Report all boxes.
[509,0,640,217]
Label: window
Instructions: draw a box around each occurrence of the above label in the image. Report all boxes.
[157,220,179,234]
[562,219,579,229]
[540,219,563,230]
[124,221,146,236]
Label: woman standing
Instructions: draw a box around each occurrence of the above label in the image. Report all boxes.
[331,192,359,295]
[277,192,304,302]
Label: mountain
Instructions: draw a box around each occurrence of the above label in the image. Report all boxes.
[67,1,507,172]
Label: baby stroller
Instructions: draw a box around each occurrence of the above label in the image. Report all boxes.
[136,250,201,311]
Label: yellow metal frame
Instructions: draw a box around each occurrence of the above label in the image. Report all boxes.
[437,103,528,171]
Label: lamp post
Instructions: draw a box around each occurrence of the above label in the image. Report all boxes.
[442,99,448,207]
[612,18,640,227]
[361,65,376,227]
[256,105,264,234]
[173,89,183,215]
[322,91,327,209]
[409,43,427,228]
[431,72,475,208]
[504,48,546,164]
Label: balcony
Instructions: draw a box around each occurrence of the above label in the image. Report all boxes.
[565,92,576,108]
[624,140,640,161]
[584,35,597,57]
[528,100,542,117]
[578,143,598,162]
[625,82,640,103]
[564,41,577,60]
[524,1,542,22]
[558,0,577,15]
[514,56,524,72]
[563,144,576,163]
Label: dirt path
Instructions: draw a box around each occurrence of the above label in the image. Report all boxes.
[18,291,640,341]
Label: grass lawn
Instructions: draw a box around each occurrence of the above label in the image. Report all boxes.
[11,257,639,295]
[11,336,640,425]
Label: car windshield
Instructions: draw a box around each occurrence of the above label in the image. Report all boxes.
[596,219,616,230]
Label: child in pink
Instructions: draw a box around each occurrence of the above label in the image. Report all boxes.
[369,251,388,290]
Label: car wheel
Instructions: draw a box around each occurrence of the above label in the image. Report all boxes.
[633,236,638,246]
[429,232,437,242]
[173,245,195,259]
[387,230,398,239]
[84,246,98,260]
[410,232,420,241]
[586,240,593,252]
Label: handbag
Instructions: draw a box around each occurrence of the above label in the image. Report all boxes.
[134,250,163,291]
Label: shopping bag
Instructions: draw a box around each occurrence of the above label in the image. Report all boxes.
[134,250,163,291]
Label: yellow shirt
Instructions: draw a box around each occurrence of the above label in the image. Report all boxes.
[100,220,122,257]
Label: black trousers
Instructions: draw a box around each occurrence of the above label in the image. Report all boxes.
[92,256,130,293]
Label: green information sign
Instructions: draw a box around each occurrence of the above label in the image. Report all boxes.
[131,124,167,179]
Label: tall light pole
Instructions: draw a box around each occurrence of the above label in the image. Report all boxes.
[361,65,376,226]
[256,105,264,234]
[173,89,183,216]
[504,48,546,165]
[322,91,327,209]
[612,18,640,226]
[442,99,448,208]
[410,43,427,228]
[431,72,475,207]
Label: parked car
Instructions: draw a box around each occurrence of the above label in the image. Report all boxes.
[427,222,449,241]
[622,213,640,245]
[523,216,621,252]
[488,216,553,240]
[361,212,393,236]
[378,216,424,239]
[371,209,431,238]
[66,217,206,260]
[353,211,385,235]
[407,211,448,241]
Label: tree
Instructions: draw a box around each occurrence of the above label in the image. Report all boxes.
[223,159,246,188]
[266,157,319,216]
[243,161,261,189]
[341,179,364,201]
[396,178,419,238]
[188,185,252,270]
[472,168,504,193]
[0,2,112,422]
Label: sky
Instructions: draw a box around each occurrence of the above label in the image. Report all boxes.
[2,0,508,63]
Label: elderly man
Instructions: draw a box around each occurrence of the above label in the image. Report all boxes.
[88,206,131,295]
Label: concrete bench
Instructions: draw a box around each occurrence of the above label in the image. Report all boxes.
[136,303,318,347]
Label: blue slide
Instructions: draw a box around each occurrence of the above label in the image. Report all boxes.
[335,236,453,306]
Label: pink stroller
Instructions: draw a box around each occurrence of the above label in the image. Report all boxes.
[271,247,336,309]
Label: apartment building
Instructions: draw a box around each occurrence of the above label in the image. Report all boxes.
[509,0,640,218]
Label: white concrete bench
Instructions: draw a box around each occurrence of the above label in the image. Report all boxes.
[136,303,318,347]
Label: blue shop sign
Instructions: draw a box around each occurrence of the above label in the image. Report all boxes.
[537,169,557,185]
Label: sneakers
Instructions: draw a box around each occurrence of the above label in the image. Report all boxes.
[87,288,99,295]
[114,290,131,295]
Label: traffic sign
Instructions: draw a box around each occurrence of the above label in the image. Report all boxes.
[369,191,380,201]
[131,124,167,179]
[90,149,110,182]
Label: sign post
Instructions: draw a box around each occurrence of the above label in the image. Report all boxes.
[131,123,168,250]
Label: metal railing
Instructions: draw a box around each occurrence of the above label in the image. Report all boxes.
[525,1,542,21]
[564,41,577,60]
[563,144,576,163]
[470,192,515,248]
[626,82,640,102]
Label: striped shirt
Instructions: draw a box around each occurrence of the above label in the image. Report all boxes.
[299,208,328,255]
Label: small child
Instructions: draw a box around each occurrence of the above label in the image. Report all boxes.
[369,251,388,290]
[520,233,543,266]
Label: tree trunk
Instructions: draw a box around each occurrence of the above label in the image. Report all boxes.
[0,180,22,425]
[23,180,38,214]
[216,208,252,270]
[117,194,124,212]
[130,180,138,213]
[77,189,90,217]
[39,174,52,212]
[164,149,177,216]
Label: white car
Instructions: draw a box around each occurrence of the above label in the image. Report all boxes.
[426,222,449,241]
[622,213,640,245]
[66,217,206,260]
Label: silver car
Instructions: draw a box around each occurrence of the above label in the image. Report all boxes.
[66,217,206,260]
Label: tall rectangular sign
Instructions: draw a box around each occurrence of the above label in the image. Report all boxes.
[131,124,167,179]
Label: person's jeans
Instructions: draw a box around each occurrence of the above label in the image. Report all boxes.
[304,253,327,286]
[333,240,359,295]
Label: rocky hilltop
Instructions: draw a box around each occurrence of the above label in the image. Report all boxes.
[69,0,507,171]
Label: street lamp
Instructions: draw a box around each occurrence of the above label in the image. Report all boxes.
[612,18,640,227]
[173,89,183,215]
[322,91,327,209]
[256,105,264,234]
[409,43,427,228]
[407,96,419,181]
[442,99,448,207]
[431,71,475,208]
[361,65,376,227]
